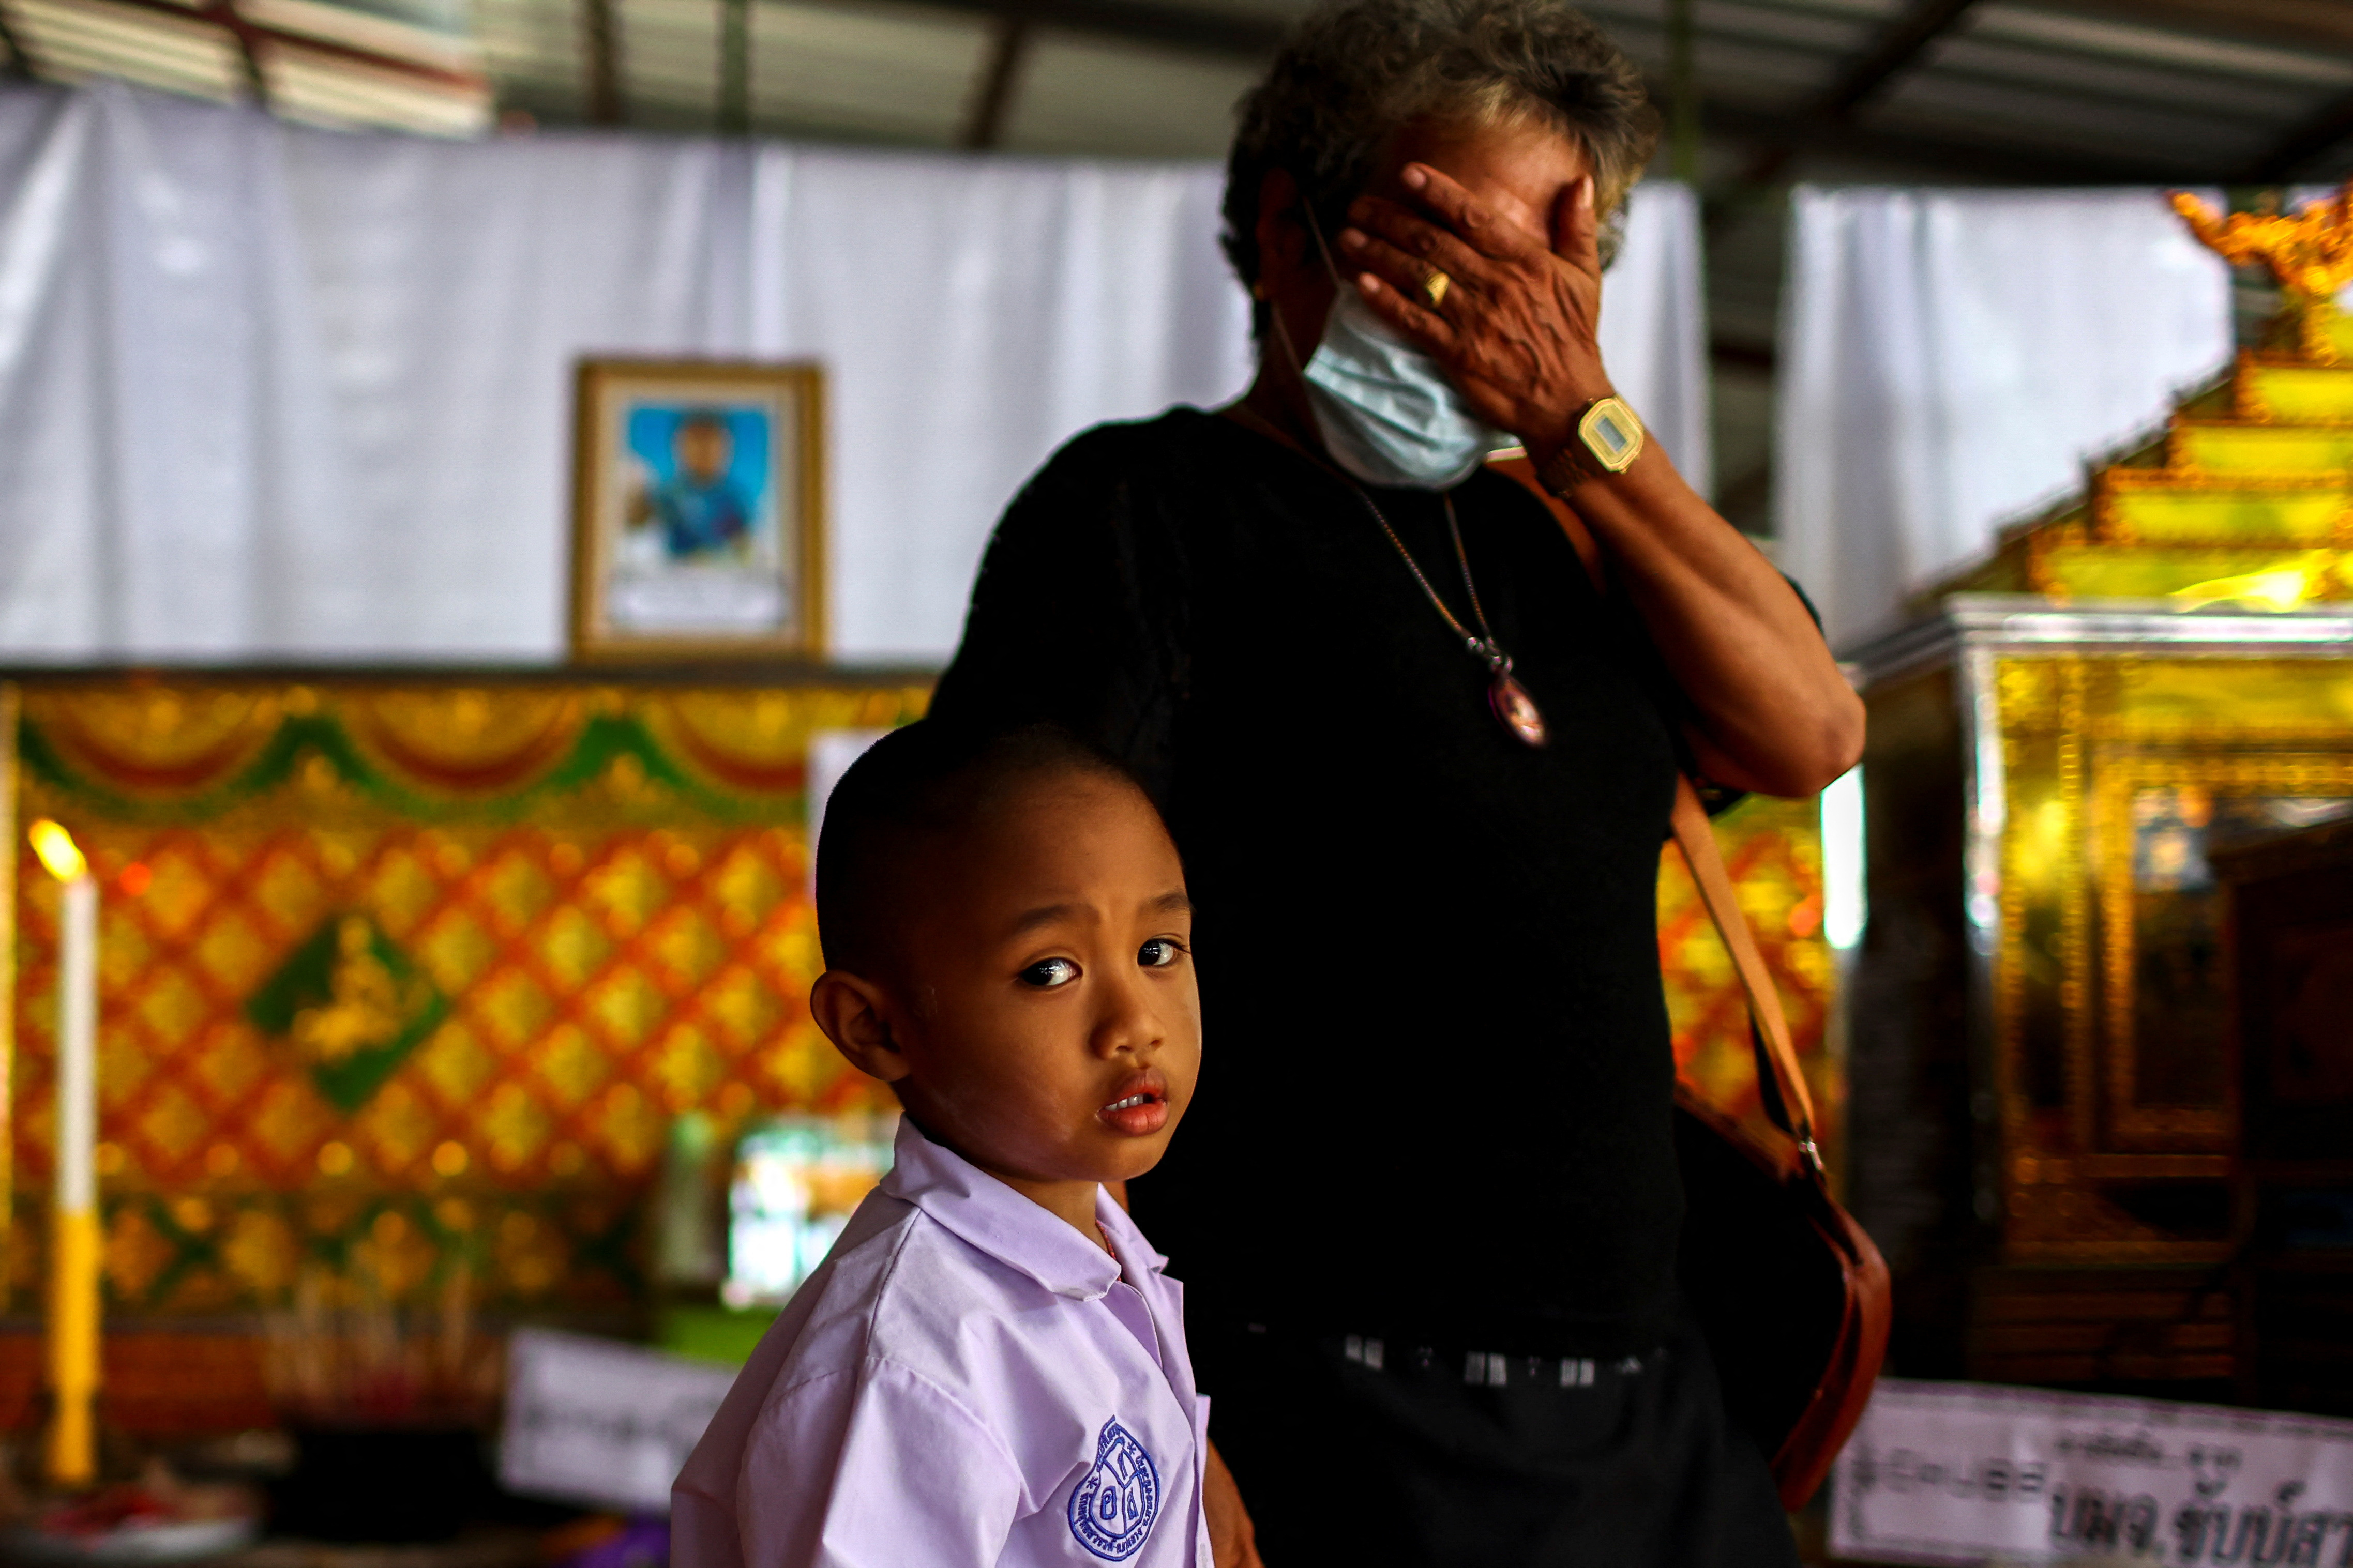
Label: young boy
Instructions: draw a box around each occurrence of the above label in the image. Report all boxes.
[672,720,1208,1567]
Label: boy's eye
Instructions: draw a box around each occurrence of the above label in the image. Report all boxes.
[1019,957,1079,989]
[1138,938,1184,969]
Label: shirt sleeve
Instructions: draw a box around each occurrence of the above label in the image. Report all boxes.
[928,431,1189,802]
[734,1361,1028,1568]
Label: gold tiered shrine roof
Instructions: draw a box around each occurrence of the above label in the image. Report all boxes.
[1932,187,2353,615]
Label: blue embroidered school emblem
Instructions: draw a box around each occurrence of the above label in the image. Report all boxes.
[1067,1417,1159,1560]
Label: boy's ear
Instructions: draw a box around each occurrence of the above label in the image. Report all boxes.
[809,969,911,1084]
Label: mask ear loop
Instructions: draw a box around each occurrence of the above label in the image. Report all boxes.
[1299,200,1348,290]
[1268,198,1348,380]
[1269,299,1309,382]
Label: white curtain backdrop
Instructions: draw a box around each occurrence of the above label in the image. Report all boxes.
[0,80,1709,664]
[1598,178,1710,501]
[1776,186,2234,651]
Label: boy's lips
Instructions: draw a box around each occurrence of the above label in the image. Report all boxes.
[1098,1071,1169,1136]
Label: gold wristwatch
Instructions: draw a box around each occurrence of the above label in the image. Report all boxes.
[1537,395,1645,494]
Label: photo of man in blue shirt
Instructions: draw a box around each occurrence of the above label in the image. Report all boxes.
[628,407,762,559]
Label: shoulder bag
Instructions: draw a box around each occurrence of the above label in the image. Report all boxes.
[1667,774,1892,1508]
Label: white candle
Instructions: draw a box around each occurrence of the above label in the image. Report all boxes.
[30,819,98,1489]
[55,873,95,1225]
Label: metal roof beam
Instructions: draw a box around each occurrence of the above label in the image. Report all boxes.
[581,0,621,123]
[719,0,748,134]
[2244,92,2353,182]
[1818,0,1980,120]
[2048,0,2353,57]
[961,12,1029,148]
[1702,97,2208,185]
[0,6,34,74]
[923,0,1278,61]
[1737,0,1985,186]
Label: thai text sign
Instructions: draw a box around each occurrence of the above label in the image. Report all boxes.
[501,1328,740,1514]
[1831,1378,2353,1565]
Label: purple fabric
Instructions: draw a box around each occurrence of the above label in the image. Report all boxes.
[558,1518,671,1568]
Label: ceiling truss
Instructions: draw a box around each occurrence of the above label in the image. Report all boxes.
[1738,0,1984,187]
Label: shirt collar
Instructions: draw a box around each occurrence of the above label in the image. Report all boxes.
[880,1118,1124,1302]
[1096,1187,1167,1275]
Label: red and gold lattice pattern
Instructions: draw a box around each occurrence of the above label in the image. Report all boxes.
[17,821,863,1193]
[8,680,926,1318]
[1656,793,1841,1163]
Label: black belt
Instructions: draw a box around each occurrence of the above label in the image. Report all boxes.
[1233,1320,1663,1389]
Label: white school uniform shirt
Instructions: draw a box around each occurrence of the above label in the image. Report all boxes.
[672,1118,1211,1568]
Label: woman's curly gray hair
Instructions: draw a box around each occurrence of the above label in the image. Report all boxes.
[1221,0,1657,301]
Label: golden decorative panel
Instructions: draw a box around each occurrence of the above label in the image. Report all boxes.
[7,679,926,1317]
[2094,471,2352,546]
[2168,420,2353,474]
[1990,653,2353,1262]
[2238,359,2353,424]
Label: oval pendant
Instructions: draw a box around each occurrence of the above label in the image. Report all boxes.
[1490,671,1547,748]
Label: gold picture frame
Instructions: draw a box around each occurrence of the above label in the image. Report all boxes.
[569,359,826,661]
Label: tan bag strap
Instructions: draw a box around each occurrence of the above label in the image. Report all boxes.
[1668,774,1822,1175]
[1483,452,1824,1176]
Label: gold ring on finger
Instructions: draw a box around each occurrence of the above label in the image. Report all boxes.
[1421,266,1452,309]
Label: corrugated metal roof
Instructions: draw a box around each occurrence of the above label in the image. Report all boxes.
[9,0,2352,178]
[2,0,493,131]
[7,0,251,103]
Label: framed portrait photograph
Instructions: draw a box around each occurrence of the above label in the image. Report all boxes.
[570,359,825,660]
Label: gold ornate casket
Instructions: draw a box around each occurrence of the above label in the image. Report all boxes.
[1847,195,2353,1410]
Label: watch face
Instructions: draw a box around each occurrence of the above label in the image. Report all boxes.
[1578,397,1643,473]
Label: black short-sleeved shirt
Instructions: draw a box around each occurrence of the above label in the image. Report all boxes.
[930,408,1687,1356]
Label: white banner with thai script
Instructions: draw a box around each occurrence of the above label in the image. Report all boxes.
[1830,1378,2353,1566]
[501,1328,740,1514]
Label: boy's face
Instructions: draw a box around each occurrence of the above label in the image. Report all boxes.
[826,772,1201,1194]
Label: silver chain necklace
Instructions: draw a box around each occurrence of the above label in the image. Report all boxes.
[1354,489,1548,749]
[1229,398,1549,748]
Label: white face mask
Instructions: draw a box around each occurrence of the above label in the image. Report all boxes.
[1283,206,1510,490]
[1301,290,1511,489]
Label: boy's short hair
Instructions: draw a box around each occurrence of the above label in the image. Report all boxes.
[814,719,1153,976]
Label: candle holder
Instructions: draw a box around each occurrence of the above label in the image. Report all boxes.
[3,824,266,1565]
[0,1460,261,1565]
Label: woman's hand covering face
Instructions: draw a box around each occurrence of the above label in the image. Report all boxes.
[1337,151,1615,459]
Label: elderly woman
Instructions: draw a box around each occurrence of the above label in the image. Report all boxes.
[928,1,1862,1562]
